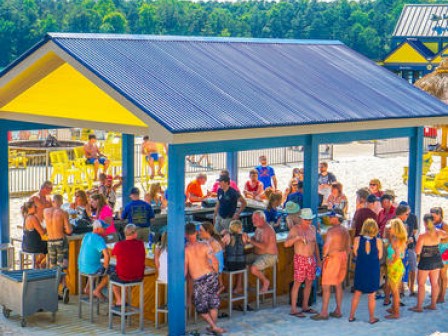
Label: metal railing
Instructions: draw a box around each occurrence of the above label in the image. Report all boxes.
[373,137,437,157]
[8,143,333,196]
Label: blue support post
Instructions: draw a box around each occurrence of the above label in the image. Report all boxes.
[408,127,423,219]
[121,134,135,207]
[303,134,320,214]
[167,145,186,336]
[226,151,239,185]
[0,128,10,267]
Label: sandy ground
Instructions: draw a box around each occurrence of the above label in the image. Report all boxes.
[3,142,448,335]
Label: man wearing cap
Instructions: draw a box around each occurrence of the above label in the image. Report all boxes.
[111,224,146,306]
[121,187,155,241]
[210,170,239,197]
[78,220,112,300]
[214,175,247,233]
[312,209,350,321]
[352,191,378,237]
[186,173,211,203]
[285,201,301,230]
[247,211,278,293]
[285,208,321,317]
[377,194,396,237]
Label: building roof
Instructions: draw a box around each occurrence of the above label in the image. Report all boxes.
[1,33,448,144]
[407,38,435,59]
[394,4,448,38]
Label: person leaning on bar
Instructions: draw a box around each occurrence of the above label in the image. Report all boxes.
[121,187,155,241]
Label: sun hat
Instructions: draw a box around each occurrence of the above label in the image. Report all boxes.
[285,201,300,214]
[300,208,316,220]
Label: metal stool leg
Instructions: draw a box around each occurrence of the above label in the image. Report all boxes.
[108,282,113,329]
[139,283,144,331]
[256,277,260,310]
[155,281,159,328]
[228,272,233,318]
[78,272,82,318]
[244,270,248,314]
[89,276,94,322]
[121,285,126,334]
[273,264,277,307]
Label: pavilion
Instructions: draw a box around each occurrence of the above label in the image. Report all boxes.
[1,33,448,335]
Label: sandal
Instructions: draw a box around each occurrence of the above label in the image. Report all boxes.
[369,318,380,324]
[384,314,399,319]
[329,311,342,318]
[302,308,318,314]
[310,314,329,321]
[348,317,356,322]
[424,305,437,310]
[408,307,423,313]
[289,312,306,318]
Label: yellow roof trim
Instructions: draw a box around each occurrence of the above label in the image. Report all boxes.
[384,42,428,64]
[1,62,146,127]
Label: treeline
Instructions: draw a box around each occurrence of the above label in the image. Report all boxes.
[0,0,434,67]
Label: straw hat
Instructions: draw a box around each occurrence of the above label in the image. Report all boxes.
[415,58,448,103]
[285,201,300,214]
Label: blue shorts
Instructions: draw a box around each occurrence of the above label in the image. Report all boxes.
[86,157,107,165]
[146,153,159,162]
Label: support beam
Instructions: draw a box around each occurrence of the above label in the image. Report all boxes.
[226,152,238,185]
[408,127,423,219]
[167,145,186,336]
[0,127,10,267]
[303,134,320,215]
[121,134,135,207]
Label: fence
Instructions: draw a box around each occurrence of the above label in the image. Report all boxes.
[373,137,437,157]
[8,143,333,196]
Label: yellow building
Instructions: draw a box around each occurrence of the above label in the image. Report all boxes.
[383,4,448,83]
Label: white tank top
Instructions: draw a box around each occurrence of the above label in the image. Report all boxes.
[157,249,168,283]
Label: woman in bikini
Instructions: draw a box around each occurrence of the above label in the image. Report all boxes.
[410,214,447,312]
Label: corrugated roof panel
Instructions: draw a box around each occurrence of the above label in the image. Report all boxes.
[394,4,448,37]
[8,33,448,133]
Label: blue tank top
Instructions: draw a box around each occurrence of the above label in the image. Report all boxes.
[215,250,224,273]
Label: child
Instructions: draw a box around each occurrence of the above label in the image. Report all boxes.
[200,222,225,294]
[224,220,249,293]
[385,219,408,319]
[265,192,283,230]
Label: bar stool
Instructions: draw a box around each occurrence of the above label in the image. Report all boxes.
[251,263,277,310]
[78,272,101,322]
[221,268,248,317]
[108,280,144,334]
[0,243,15,270]
[19,251,40,269]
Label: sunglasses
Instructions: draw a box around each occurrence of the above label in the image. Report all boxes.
[369,184,377,186]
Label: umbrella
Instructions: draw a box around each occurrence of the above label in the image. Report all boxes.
[415,58,448,104]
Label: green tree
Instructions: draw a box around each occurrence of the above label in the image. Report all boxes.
[101,11,128,33]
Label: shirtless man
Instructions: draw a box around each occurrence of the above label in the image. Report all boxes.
[285,208,321,317]
[29,181,53,222]
[142,136,166,178]
[44,194,72,269]
[185,223,226,334]
[312,209,350,320]
[248,211,278,293]
[44,194,72,302]
[84,134,110,180]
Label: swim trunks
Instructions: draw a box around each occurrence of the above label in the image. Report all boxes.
[322,251,347,286]
[246,253,277,271]
[86,157,107,165]
[193,272,220,314]
[146,152,159,162]
[47,238,68,269]
[293,254,316,283]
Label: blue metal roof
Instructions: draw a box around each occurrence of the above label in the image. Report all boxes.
[5,33,448,133]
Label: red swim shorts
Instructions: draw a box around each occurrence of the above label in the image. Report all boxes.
[294,254,316,283]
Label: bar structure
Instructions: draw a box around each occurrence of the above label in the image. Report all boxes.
[1,34,448,334]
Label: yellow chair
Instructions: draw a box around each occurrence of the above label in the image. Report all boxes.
[73,146,94,187]
[424,166,448,195]
[103,143,122,175]
[402,152,433,185]
[9,150,28,169]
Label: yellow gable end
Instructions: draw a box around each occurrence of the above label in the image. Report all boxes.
[384,43,428,64]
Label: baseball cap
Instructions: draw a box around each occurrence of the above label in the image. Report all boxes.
[218,175,230,183]
[130,187,140,195]
[366,194,378,203]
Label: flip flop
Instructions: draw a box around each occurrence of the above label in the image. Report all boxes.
[302,308,318,314]
[217,312,229,318]
[329,312,342,318]
[289,312,306,318]
[383,301,391,306]
[369,318,380,325]
[424,305,437,310]
[408,307,423,313]
[400,301,406,307]
[348,317,356,322]
[310,314,329,321]
[384,314,399,319]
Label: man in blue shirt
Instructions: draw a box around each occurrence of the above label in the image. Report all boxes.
[255,155,277,190]
[214,175,247,233]
[121,187,155,241]
[78,220,111,300]
[284,181,304,209]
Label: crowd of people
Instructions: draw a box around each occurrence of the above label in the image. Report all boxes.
[17,150,448,334]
